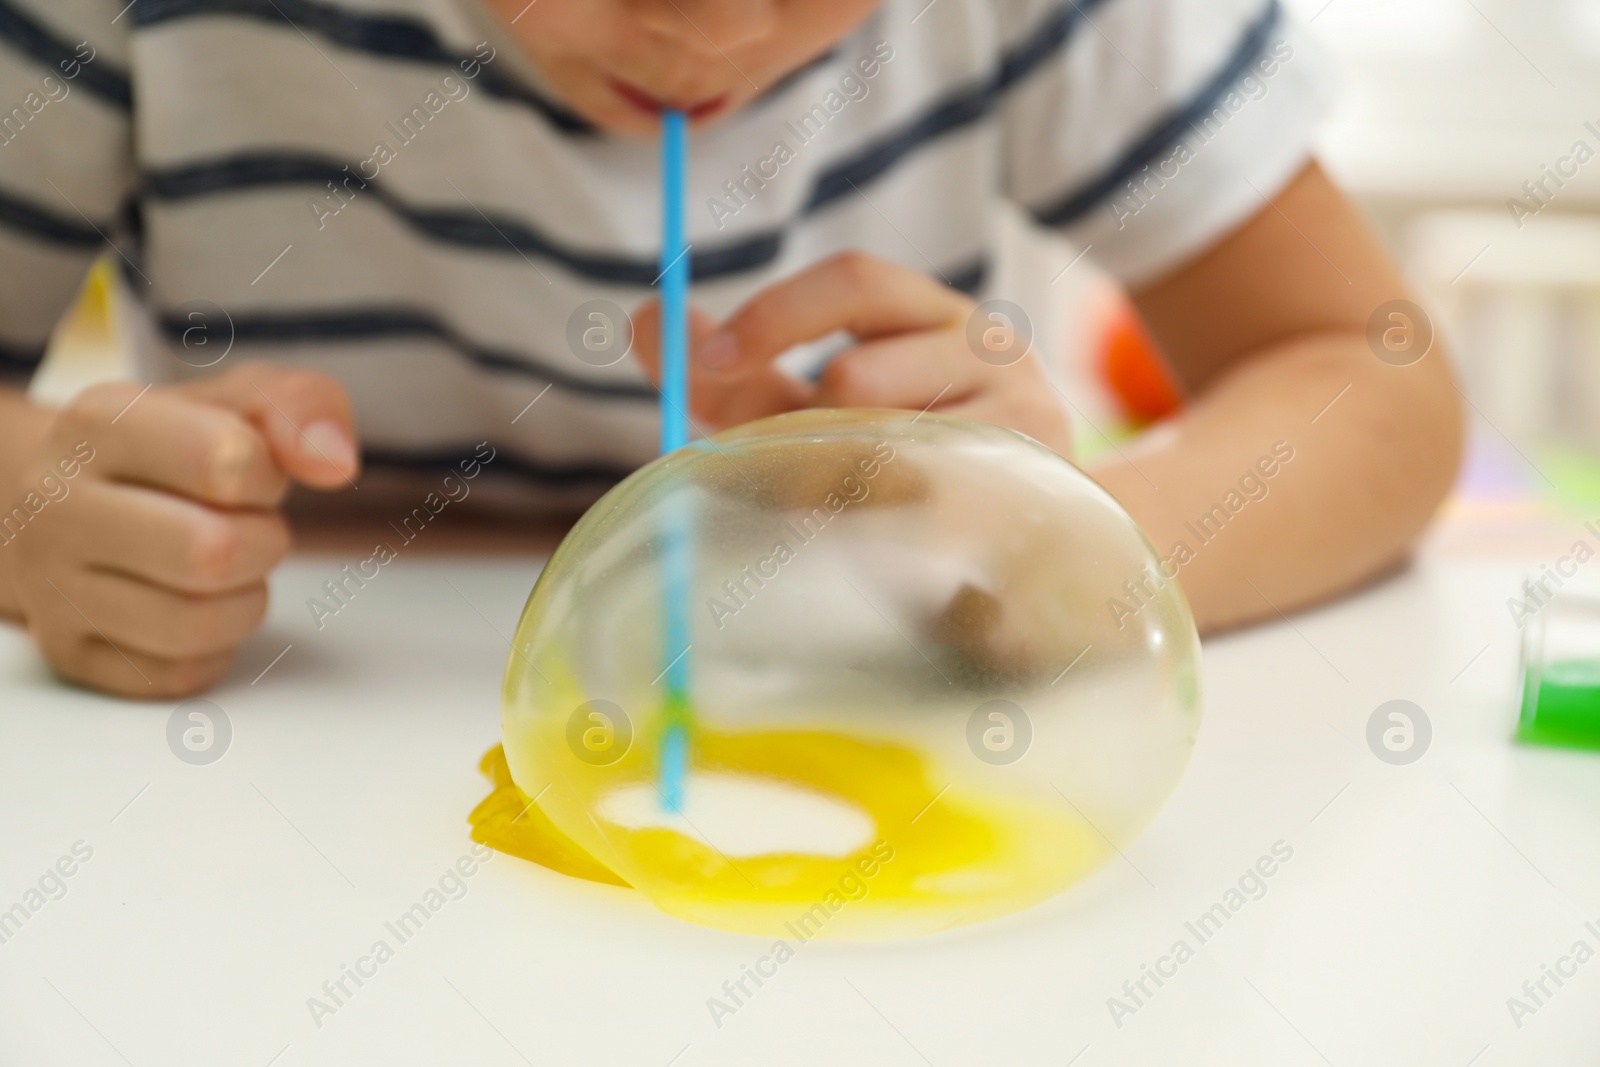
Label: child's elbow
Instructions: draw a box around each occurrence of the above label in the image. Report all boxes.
[1386,342,1467,540]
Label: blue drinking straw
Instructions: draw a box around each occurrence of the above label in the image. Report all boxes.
[658,110,691,813]
[660,111,690,455]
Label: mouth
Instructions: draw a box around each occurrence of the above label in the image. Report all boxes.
[609,78,730,121]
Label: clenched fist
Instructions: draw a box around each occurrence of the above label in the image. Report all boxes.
[0,364,358,698]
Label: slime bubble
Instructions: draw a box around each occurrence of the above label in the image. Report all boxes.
[475,409,1202,939]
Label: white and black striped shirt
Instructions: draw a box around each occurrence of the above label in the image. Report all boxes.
[0,0,1331,501]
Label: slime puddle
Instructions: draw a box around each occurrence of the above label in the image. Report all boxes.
[469,745,627,887]
[596,775,874,858]
[470,727,1110,939]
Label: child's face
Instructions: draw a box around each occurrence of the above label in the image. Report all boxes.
[483,0,881,136]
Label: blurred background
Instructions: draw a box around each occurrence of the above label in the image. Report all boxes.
[29,0,1600,550]
[1021,0,1600,556]
[1288,0,1600,552]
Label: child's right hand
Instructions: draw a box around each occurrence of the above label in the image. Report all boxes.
[2,364,358,699]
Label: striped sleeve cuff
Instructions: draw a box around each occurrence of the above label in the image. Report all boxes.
[1059,6,1337,284]
[1004,0,1339,286]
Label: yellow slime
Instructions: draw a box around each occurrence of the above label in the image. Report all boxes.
[471,724,1108,940]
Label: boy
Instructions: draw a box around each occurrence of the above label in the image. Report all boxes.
[0,0,1461,697]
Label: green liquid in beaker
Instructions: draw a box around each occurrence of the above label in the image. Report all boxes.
[1520,659,1600,751]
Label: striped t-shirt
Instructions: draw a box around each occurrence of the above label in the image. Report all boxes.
[0,0,1331,505]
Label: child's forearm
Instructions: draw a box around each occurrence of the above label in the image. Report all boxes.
[1089,329,1463,634]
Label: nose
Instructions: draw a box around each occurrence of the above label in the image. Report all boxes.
[632,0,780,52]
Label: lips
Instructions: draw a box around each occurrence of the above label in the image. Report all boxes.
[609,78,729,121]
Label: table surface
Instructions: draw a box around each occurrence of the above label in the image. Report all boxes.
[2,539,1598,1067]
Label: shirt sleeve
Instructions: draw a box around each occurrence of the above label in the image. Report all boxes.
[996,0,1338,286]
[0,0,135,385]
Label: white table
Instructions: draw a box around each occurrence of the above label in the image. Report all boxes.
[2,548,1597,1067]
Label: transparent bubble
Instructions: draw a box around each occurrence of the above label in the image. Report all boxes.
[566,699,633,766]
[498,410,1202,938]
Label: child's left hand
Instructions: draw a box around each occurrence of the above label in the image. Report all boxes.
[632,251,1074,457]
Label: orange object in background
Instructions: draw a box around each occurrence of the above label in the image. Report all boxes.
[1099,297,1183,425]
